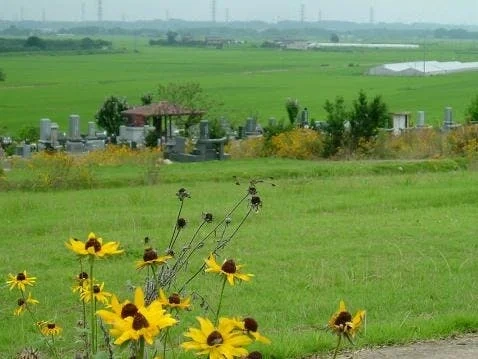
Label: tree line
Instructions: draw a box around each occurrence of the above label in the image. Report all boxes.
[0,36,112,53]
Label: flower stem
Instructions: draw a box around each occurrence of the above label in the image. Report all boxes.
[215,277,227,325]
[332,335,342,359]
[163,327,170,359]
[137,337,145,359]
[89,257,96,355]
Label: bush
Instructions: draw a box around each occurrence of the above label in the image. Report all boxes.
[225,137,266,159]
[268,128,323,160]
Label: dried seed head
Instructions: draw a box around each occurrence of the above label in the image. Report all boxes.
[203,212,213,223]
[176,217,187,229]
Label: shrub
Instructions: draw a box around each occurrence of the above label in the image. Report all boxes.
[268,128,323,160]
[225,137,266,159]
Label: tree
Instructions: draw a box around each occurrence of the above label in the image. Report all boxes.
[157,82,213,135]
[0,69,5,81]
[24,36,45,49]
[330,33,340,43]
[17,125,40,143]
[323,96,347,156]
[166,31,178,44]
[141,92,153,105]
[285,98,300,125]
[349,90,389,147]
[95,96,129,136]
[465,94,478,123]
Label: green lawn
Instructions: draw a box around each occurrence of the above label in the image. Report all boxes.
[1,158,477,357]
[2,39,478,135]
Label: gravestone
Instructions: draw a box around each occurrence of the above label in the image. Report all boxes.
[87,121,96,138]
[199,120,209,140]
[40,118,52,142]
[443,107,453,128]
[245,117,256,134]
[50,123,59,147]
[69,114,81,140]
[417,111,425,127]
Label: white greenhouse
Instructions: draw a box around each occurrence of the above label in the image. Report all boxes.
[368,61,478,76]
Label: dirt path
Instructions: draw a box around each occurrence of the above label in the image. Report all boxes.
[311,334,478,358]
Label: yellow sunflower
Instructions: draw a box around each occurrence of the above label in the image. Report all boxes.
[80,282,112,305]
[65,232,123,258]
[6,270,36,292]
[136,248,172,270]
[97,287,177,345]
[14,292,39,316]
[205,254,254,286]
[328,300,366,338]
[227,317,271,344]
[158,289,191,310]
[182,316,252,359]
[39,322,62,336]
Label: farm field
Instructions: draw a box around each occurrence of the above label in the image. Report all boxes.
[1,38,478,134]
[1,158,477,358]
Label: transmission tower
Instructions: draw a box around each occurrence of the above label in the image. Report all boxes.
[300,4,305,23]
[81,2,86,22]
[42,8,46,22]
[98,0,103,22]
[211,0,216,23]
[369,6,375,24]
[225,8,229,23]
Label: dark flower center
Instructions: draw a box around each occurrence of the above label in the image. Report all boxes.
[47,323,56,329]
[168,293,181,305]
[17,298,25,306]
[177,218,187,229]
[16,273,26,281]
[132,312,150,330]
[334,311,352,327]
[247,352,263,359]
[206,331,224,346]
[121,303,138,319]
[248,186,257,195]
[221,259,237,274]
[143,249,158,262]
[78,272,88,280]
[85,237,102,252]
[93,285,100,294]
[244,317,258,332]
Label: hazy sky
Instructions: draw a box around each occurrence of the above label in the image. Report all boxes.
[1,0,477,25]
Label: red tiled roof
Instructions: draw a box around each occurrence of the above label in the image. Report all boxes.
[121,101,205,117]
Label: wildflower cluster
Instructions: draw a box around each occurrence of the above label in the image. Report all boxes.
[5,270,62,358]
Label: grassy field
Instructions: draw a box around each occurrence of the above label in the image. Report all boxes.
[2,38,478,134]
[1,158,477,358]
